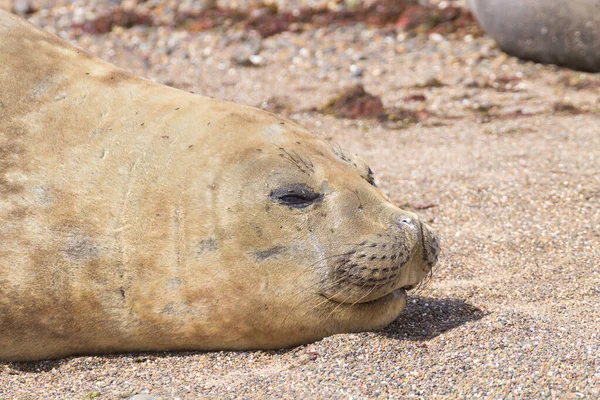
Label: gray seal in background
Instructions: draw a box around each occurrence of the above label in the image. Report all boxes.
[469,0,600,72]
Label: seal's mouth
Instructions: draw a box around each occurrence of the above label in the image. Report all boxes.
[324,285,413,307]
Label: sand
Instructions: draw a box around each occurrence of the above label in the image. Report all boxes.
[1,1,599,398]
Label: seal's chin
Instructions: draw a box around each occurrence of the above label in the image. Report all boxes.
[355,287,407,306]
[317,285,411,334]
[324,286,409,308]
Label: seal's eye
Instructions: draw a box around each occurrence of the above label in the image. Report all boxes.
[270,184,322,208]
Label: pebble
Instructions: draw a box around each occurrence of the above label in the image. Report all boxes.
[13,0,34,14]
[128,395,161,400]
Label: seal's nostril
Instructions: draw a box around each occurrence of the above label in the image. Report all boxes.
[400,217,412,226]
[394,216,418,236]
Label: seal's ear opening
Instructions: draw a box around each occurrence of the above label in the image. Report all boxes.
[270,184,323,209]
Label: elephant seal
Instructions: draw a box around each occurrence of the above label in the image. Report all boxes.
[469,0,600,72]
[0,10,440,362]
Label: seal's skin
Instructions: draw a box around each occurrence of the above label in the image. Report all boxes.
[469,0,600,72]
[0,11,440,361]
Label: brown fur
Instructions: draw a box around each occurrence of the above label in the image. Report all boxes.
[0,11,440,361]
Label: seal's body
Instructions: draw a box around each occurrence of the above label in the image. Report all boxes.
[469,0,600,72]
[0,11,439,361]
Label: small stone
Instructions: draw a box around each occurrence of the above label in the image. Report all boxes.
[473,102,495,112]
[231,39,264,67]
[320,85,385,119]
[257,96,292,114]
[429,33,444,42]
[463,78,480,88]
[417,77,445,88]
[350,65,364,77]
[127,394,161,400]
[403,93,427,102]
[13,0,34,14]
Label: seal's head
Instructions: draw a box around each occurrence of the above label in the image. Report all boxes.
[203,111,441,346]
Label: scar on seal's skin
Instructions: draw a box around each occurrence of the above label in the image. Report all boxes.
[254,246,286,262]
[196,237,218,255]
[62,233,99,262]
[165,277,183,289]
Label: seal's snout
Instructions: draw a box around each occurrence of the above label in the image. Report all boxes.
[391,215,440,269]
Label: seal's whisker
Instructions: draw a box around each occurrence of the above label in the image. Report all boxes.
[289,279,354,321]
[347,285,379,308]
[323,280,375,321]
[306,251,357,269]
[313,286,354,317]
[247,153,285,168]
[342,186,364,210]
[294,274,351,308]
[272,145,314,175]
[324,275,374,313]
[284,263,357,315]
[280,250,358,295]
[307,290,347,314]
[312,274,356,299]
[290,237,399,305]
[289,149,314,172]
[294,269,366,316]
[414,267,434,293]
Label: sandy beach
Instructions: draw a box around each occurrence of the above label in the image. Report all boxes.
[1,1,599,398]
